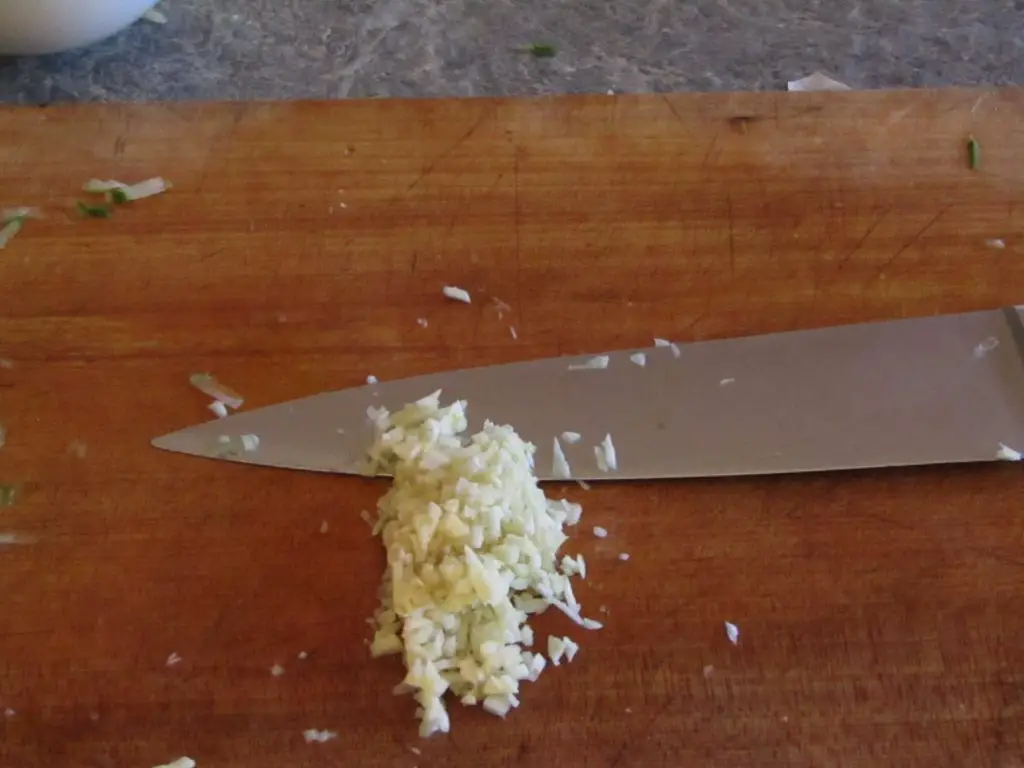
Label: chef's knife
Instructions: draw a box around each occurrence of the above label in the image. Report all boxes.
[152,306,1024,481]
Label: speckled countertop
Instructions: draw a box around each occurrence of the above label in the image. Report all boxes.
[1,0,1023,103]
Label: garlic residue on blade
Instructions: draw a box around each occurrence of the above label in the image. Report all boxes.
[594,433,617,472]
[552,437,572,479]
[568,355,609,371]
[974,337,999,358]
[997,443,1022,461]
[365,391,598,737]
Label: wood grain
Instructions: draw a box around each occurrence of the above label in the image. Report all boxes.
[2,88,1024,767]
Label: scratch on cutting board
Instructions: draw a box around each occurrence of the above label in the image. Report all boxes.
[970,92,992,116]
[868,206,949,283]
[834,209,890,273]
[407,109,491,191]
[660,95,686,128]
[726,193,736,279]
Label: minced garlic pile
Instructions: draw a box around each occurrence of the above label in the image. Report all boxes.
[364,391,600,737]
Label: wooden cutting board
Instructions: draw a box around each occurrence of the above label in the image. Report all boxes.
[1,89,1024,768]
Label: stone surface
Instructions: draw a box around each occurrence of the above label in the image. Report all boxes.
[1,0,1023,103]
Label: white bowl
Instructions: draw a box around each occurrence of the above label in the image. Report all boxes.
[0,0,158,56]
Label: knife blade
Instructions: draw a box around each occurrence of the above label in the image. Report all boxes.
[152,306,1024,481]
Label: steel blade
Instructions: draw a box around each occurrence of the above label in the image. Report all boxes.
[152,307,1024,481]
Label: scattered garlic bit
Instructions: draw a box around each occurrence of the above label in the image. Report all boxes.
[189,373,244,410]
[581,618,603,630]
[142,7,169,24]
[442,286,472,304]
[364,392,596,737]
[482,694,518,718]
[986,238,1006,249]
[509,326,518,340]
[560,431,581,444]
[724,621,740,645]
[491,297,512,318]
[208,400,228,419]
[617,552,630,561]
[270,664,285,677]
[0,358,12,369]
[417,318,429,328]
[996,443,1022,461]
[107,177,172,201]
[974,337,1000,358]
[562,637,579,662]
[165,652,182,667]
[0,533,33,544]
[560,499,583,526]
[0,206,42,248]
[3,708,14,717]
[594,434,617,472]
[552,437,572,479]
[302,729,337,744]
[67,439,88,459]
[240,434,260,452]
[359,510,374,529]
[702,664,714,678]
[1,206,42,221]
[568,355,609,371]
[787,72,851,92]
[320,520,330,533]
[719,378,735,386]
[629,352,647,367]
[152,759,195,768]
[298,651,309,659]
[83,179,126,192]
[547,636,566,666]
[592,526,608,539]
[654,338,671,347]
[576,480,591,491]
[560,554,586,579]
[410,746,422,755]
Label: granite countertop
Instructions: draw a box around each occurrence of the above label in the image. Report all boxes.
[1,0,1023,104]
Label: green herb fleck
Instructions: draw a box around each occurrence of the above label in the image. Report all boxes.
[77,201,111,218]
[0,216,25,249]
[520,43,556,58]
[108,187,129,204]
[0,484,16,507]
[967,136,981,170]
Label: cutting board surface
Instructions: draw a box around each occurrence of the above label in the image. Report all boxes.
[2,89,1024,767]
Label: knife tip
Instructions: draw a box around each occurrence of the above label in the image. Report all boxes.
[151,430,193,454]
